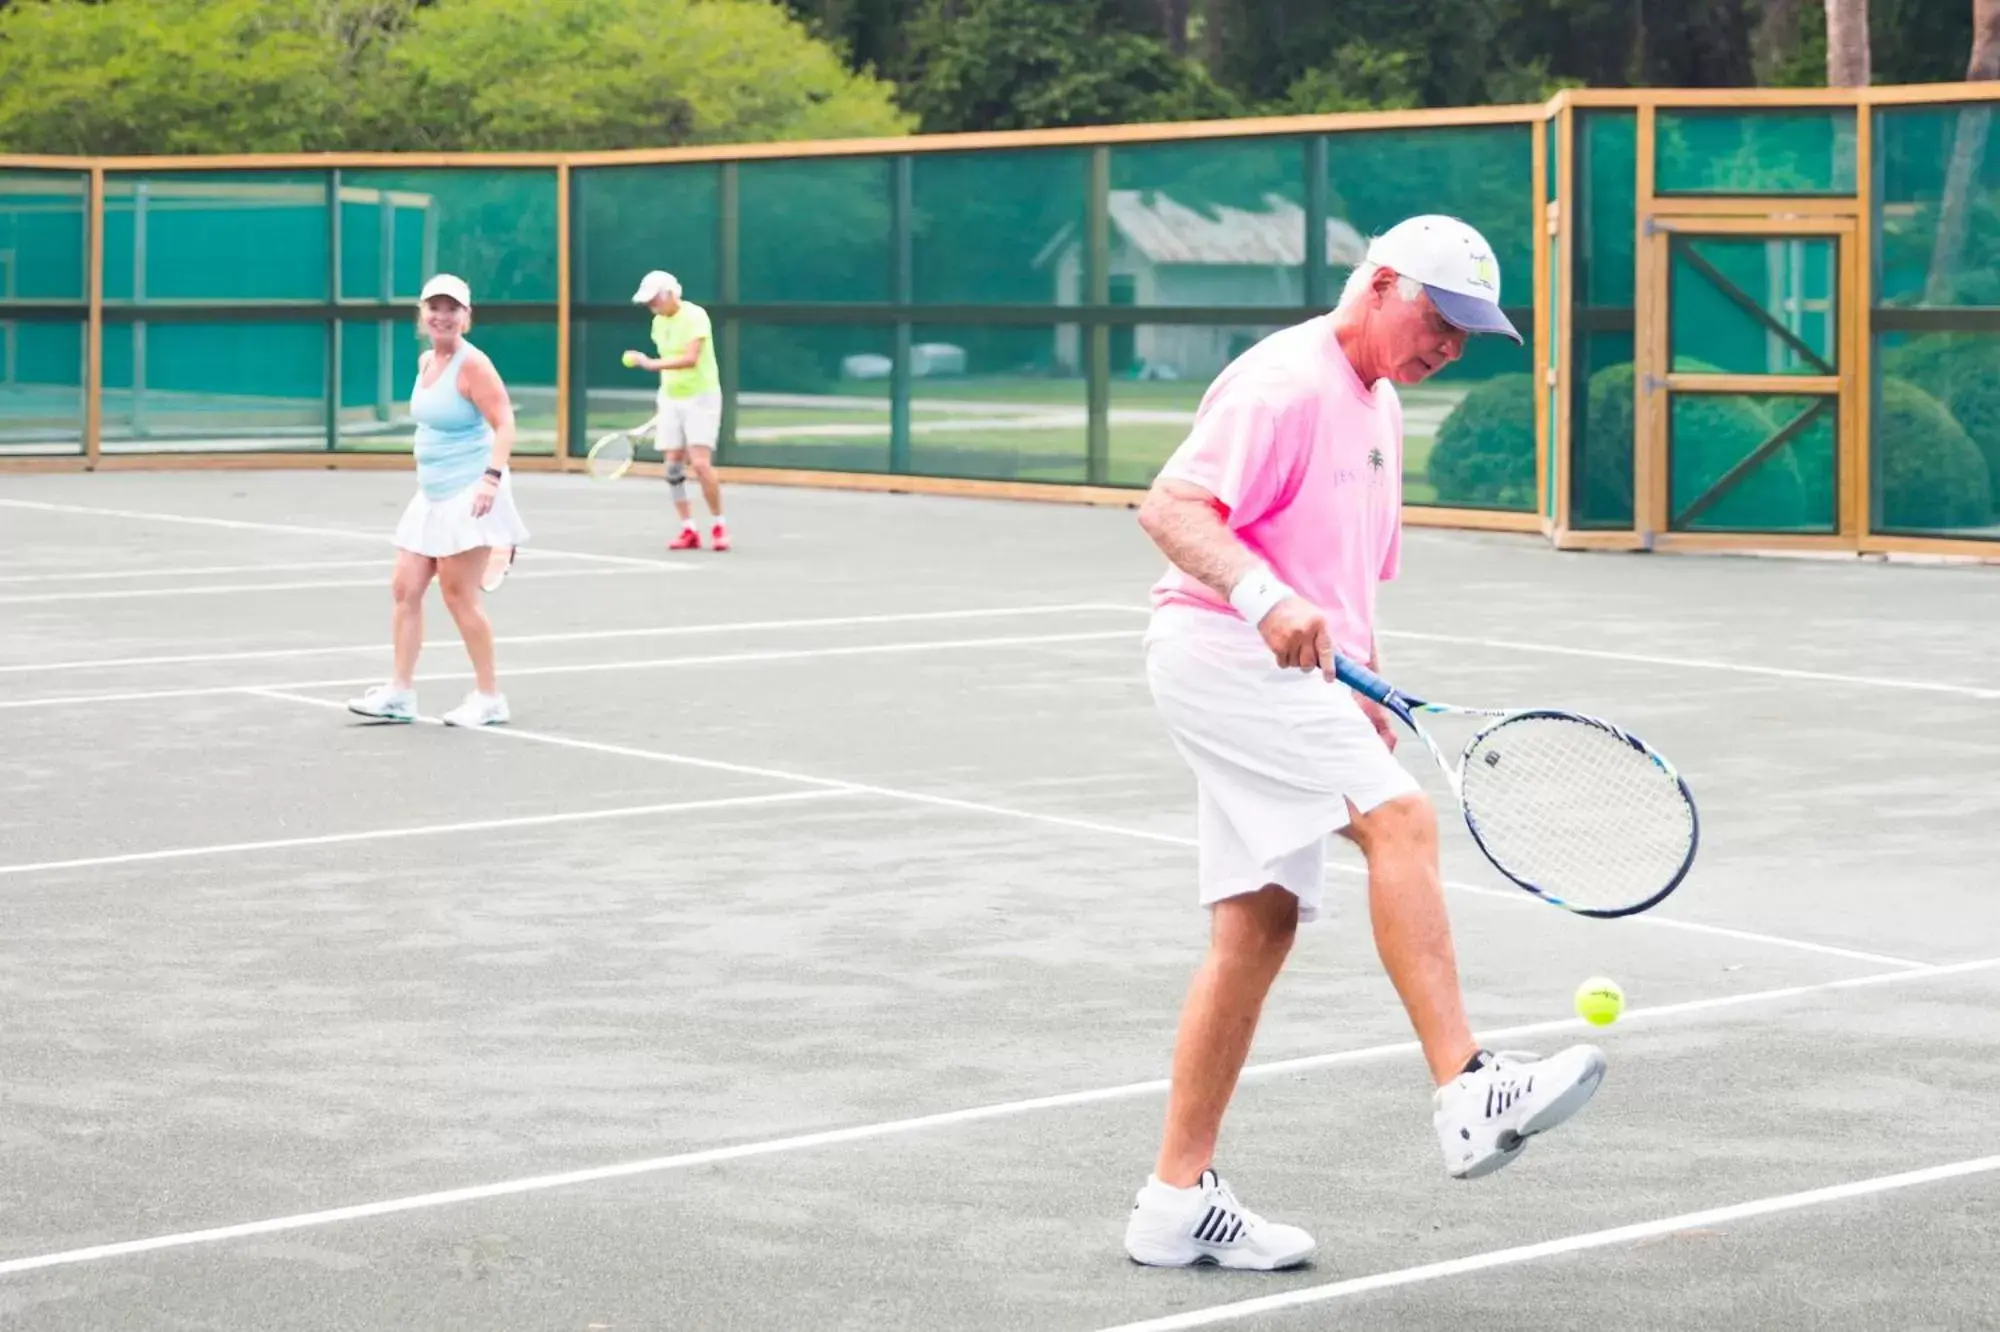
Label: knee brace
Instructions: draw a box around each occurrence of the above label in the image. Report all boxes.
[666,458,688,504]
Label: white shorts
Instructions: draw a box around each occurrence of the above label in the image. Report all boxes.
[392,473,530,559]
[1144,603,1421,923]
[655,390,722,452]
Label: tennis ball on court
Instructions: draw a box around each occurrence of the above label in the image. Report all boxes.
[1574,976,1625,1026]
[621,350,641,368]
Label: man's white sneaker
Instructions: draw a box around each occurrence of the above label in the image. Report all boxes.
[1123,1168,1315,1270]
[346,683,417,723]
[441,691,510,727]
[1433,1045,1606,1180]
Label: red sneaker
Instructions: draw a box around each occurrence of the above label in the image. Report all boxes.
[710,524,730,552]
[667,527,701,551]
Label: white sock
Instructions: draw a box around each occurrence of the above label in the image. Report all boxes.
[712,514,727,529]
[682,518,698,533]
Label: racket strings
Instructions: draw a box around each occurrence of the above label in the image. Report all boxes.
[1458,714,1695,909]
[587,434,634,480]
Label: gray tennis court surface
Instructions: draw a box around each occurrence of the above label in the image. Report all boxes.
[1,470,1996,1331]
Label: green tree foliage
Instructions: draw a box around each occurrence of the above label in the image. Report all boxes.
[0,0,911,155]
[897,0,1239,134]
[0,0,1989,149]
[0,0,395,154]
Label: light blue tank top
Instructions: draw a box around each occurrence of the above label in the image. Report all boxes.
[410,343,494,501]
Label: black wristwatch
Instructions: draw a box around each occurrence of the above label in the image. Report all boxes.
[483,466,504,481]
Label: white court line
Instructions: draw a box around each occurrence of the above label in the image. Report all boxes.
[0,498,684,572]
[252,689,1928,971]
[0,603,1121,676]
[1425,877,1926,969]
[0,559,384,585]
[0,953,1992,1279]
[1095,1153,2000,1332]
[1081,604,2000,702]
[0,629,1143,711]
[0,789,856,879]
[0,565,675,606]
[1379,628,2000,702]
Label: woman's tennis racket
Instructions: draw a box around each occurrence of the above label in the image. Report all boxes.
[1333,655,1699,918]
[479,544,516,593]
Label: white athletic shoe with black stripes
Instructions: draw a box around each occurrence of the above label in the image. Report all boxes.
[1123,1168,1315,1270]
[1433,1045,1607,1180]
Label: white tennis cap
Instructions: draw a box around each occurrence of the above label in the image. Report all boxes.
[632,270,682,303]
[1364,215,1519,344]
[419,273,472,307]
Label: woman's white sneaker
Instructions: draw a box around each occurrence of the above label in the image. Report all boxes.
[346,683,417,722]
[1433,1045,1607,1180]
[1123,1168,1315,1270]
[441,691,510,727]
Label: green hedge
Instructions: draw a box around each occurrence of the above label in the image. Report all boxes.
[1425,373,1535,510]
[1880,335,2000,514]
[1875,376,1993,531]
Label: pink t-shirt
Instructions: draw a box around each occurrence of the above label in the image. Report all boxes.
[1149,315,1403,661]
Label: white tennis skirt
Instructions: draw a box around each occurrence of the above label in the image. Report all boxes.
[1145,603,1419,921]
[392,474,531,558]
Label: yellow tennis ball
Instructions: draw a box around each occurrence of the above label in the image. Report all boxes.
[1574,976,1625,1026]
[621,350,640,368]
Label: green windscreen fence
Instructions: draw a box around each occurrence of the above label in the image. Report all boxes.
[913,149,1087,305]
[571,122,1539,501]
[0,169,88,455]
[1667,392,1837,533]
[1324,126,1537,512]
[1569,109,1637,529]
[1656,110,1859,196]
[3,128,1544,496]
[1668,236,1838,376]
[17,97,1994,547]
[1872,106,2000,539]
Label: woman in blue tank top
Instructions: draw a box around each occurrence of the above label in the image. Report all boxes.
[347,273,530,729]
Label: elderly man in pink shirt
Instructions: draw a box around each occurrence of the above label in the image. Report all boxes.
[1124,216,1606,1270]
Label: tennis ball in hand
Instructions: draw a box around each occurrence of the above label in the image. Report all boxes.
[622,350,641,368]
[1574,976,1625,1026]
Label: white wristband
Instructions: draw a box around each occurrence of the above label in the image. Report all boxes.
[1228,565,1293,626]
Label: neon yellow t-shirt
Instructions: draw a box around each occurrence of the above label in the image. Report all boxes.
[650,302,721,399]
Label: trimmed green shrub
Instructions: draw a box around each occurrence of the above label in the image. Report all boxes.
[1881,335,2000,512]
[1426,373,1535,510]
[1875,375,1994,531]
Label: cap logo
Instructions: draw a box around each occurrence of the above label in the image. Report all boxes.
[1467,252,1498,293]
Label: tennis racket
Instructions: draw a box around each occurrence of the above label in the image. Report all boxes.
[479,544,516,593]
[586,430,636,481]
[1333,655,1699,919]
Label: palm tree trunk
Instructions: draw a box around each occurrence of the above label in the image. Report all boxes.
[1923,0,2000,304]
[1825,0,1872,85]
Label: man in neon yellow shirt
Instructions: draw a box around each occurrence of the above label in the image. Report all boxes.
[627,270,727,551]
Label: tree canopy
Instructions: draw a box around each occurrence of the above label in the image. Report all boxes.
[0,0,1986,153]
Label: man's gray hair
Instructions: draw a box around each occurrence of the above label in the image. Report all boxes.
[1337,260,1425,311]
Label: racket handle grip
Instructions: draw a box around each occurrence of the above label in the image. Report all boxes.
[1332,654,1396,705]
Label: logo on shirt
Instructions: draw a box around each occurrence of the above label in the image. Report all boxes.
[1367,447,1385,474]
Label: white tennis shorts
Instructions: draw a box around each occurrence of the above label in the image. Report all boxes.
[655,390,722,451]
[1145,603,1420,923]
